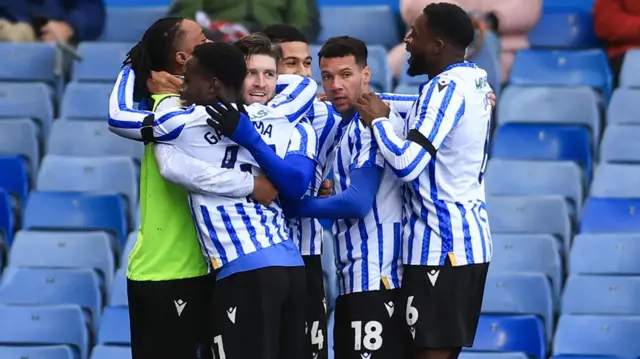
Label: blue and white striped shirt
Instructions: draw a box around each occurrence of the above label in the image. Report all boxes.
[370,62,493,267]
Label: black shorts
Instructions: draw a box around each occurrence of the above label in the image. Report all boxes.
[303,255,328,359]
[402,258,490,349]
[334,289,410,359]
[210,266,307,359]
[127,274,214,359]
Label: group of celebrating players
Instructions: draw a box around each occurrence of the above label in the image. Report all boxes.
[106,2,494,359]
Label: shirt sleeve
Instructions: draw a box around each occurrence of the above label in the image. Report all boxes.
[154,144,254,198]
[268,74,318,122]
[377,92,419,119]
[286,119,318,163]
[108,67,193,143]
[350,121,384,171]
[371,78,465,182]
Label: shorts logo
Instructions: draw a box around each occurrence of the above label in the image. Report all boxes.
[384,301,394,317]
[227,307,237,324]
[427,270,440,286]
[174,299,187,317]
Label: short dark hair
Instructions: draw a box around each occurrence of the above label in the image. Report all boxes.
[317,36,368,67]
[423,2,475,49]
[192,42,247,93]
[262,24,308,44]
[124,17,184,101]
[234,33,282,63]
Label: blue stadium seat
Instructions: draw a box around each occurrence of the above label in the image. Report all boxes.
[528,10,599,48]
[600,125,640,164]
[485,159,583,214]
[510,49,613,101]
[489,234,562,303]
[619,49,640,88]
[0,189,14,248]
[607,88,640,125]
[486,196,571,253]
[551,356,623,359]
[91,345,132,359]
[36,155,138,217]
[393,84,419,95]
[60,82,115,120]
[22,192,128,247]
[0,155,30,209]
[570,234,640,275]
[73,42,135,82]
[367,45,393,92]
[491,124,593,183]
[553,315,640,357]
[48,120,143,162]
[0,43,57,82]
[482,272,554,341]
[590,164,640,198]
[580,198,640,233]
[0,304,88,359]
[471,314,546,359]
[497,86,600,144]
[317,6,399,47]
[0,345,75,359]
[99,7,168,42]
[0,119,39,174]
[0,82,54,137]
[562,275,640,315]
[543,0,594,11]
[109,269,127,307]
[98,306,131,346]
[0,267,102,328]
[322,228,337,312]
[9,230,115,288]
[121,232,137,267]
[460,353,529,359]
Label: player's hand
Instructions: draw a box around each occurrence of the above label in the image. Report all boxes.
[148,71,182,94]
[488,91,496,111]
[251,176,278,206]
[354,92,390,126]
[205,98,251,140]
[317,179,333,198]
[316,93,329,101]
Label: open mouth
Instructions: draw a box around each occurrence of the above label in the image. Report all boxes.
[248,92,267,98]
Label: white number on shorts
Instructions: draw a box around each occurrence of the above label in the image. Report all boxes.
[351,320,383,351]
[310,320,325,350]
[212,335,227,359]
[406,296,419,326]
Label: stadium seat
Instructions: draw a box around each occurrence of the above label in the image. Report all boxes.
[553,315,640,357]
[497,86,600,144]
[393,83,420,95]
[482,272,554,341]
[460,353,529,359]
[73,42,135,82]
[109,268,127,307]
[580,198,640,233]
[550,356,623,359]
[619,49,640,88]
[509,49,612,101]
[0,119,39,174]
[322,228,338,312]
[0,345,75,359]
[8,230,116,289]
[0,43,57,82]
[22,192,128,248]
[60,82,115,120]
[0,82,54,137]
[48,120,143,162]
[98,306,131,346]
[543,0,594,11]
[317,6,399,47]
[489,234,562,303]
[486,196,571,253]
[0,304,89,359]
[0,189,14,248]
[99,7,169,42]
[607,88,640,125]
[0,267,102,327]
[491,124,593,183]
[485,159,583,214]
[600,125,640,164]
[528,10,599,48]
[121,232,137,267]
[36,155,138,217]
[0,155,30,209]
[91,345,132,359]
[570,234,640,275]
[562,275,640,315]
[590,164,640,198]
[471,314,546,359]
[367,45,393,92]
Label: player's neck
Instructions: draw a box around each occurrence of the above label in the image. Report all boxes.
[217,88,238,103]
[428,55,465,79]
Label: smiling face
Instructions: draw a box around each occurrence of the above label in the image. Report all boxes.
[242,54,277,105]
[319,55,370,114]
[278,41,312,77]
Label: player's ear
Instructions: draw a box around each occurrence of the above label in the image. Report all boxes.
[208,78,219,95]
[175,51,189,66]
[362,66,371,85]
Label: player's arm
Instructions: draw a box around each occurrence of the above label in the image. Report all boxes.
[371,80,465,182]
[377,93,418,118]
[107,67,192,142]
[287,125,383,219]
[269,74,318,122]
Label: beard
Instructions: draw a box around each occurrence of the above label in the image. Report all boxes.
[406,52,429,77]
